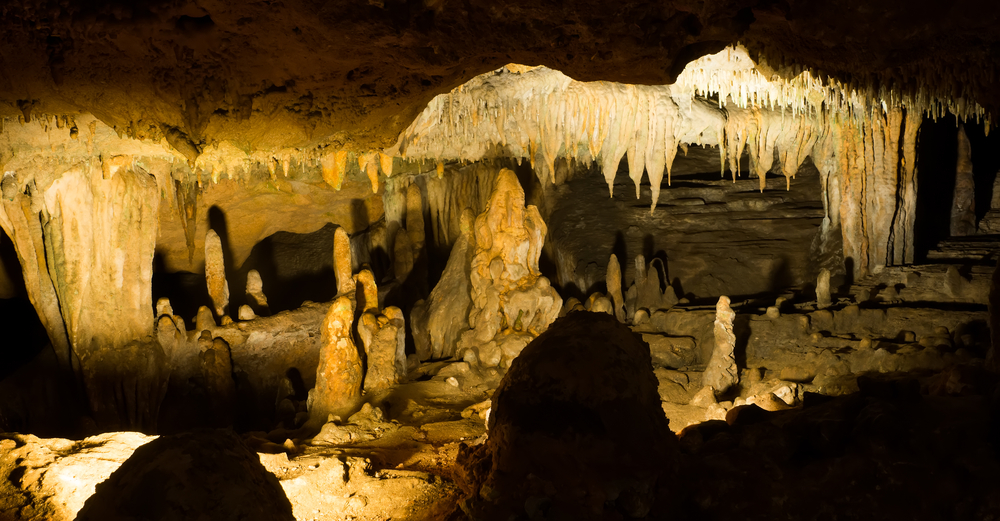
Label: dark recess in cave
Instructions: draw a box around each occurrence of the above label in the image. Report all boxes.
[0,228,48,380]
[914,115,1000,262]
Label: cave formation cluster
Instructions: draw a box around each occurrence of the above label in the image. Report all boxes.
[1,1,1000,520]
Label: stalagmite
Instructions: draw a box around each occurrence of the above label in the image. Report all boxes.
[411,208,475,360]
[816,268,832,309]
[360,307,405,393]
[156,314,186,365]
[245,269,269,314]
[205,229,229,318]
[606,254,625,322]
[384,306,407,380]
[443,168,562,365]
[195,305,216,333]
[238,305,256,320]
[333,226,355,296]
[309,296,363,426]
[952,124,976,236]
[355,268,379,313]
[702,296,738,395]
[155,298,173,317]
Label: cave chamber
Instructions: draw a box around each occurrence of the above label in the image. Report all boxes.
[0,4,999,520]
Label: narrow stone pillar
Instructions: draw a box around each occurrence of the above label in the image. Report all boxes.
[355,268,379,314]
[205,229,229,318]
[333,226,355,296]
[606,254,625,322]
[245,269,269,315]
[951,124,976,236]
[816,268,832,309]
[702,295,738,395]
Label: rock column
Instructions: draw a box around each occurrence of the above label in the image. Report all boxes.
[702,295,739,395]
[309,296,363,426]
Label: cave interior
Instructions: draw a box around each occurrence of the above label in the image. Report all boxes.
[1,1,1000,519]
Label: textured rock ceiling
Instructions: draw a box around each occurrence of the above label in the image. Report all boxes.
[1,0,998,155]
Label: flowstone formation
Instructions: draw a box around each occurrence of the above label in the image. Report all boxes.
[412,168,562,370]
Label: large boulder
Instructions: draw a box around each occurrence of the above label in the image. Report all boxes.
[76,429,294,521]
[456,311,678,520]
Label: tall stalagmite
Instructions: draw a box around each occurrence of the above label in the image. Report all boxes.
[952,125,976,236]
[333,227,355,296]
[702,296,738,395]
[205,229,229,318]
[309,296,363,426]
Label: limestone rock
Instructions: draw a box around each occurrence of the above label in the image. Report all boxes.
[586,293,614,314]
[238,304,256,320]
[155,297,173,317]
[354,268,379,313]
[817,267,832,309]
[383,306,408,380]
[357,310,405,393]
[245,269,269,314]
[205,229,230,318]
[333,226,355,296]
[76,430,294,521]
[456,312,676,520]
[0,431,155,521]
[309,296,363,426]
[702,296,739,395]
[155,314,186,364]
[607,253,626,322]
[411,209,475,360]
[435,169,561,366]
[633,255,678,314]
[196,305,216,332]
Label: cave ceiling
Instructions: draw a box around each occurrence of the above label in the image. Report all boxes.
[1,0,998,156]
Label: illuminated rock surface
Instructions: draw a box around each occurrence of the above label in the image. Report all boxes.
[0,2,999,519]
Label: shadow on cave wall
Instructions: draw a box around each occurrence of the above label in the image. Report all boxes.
[152,216,344,327]
[0,228,48,380]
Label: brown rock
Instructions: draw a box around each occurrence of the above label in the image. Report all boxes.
[702,296,739,395]
[607,253,626,322]
[456,312,676,520]
[76,430,294,521]
[205,229,230,318]
[309,296,363,426]
[333,226,355,296]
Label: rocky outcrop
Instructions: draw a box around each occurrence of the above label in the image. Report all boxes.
[76,430,295,521]
[456,312,677,520]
